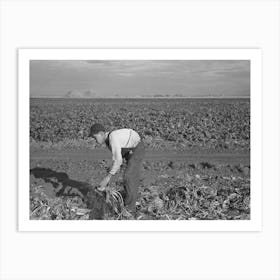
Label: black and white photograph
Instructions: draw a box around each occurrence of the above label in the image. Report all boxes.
[22,49,259,226]
[16,48,262,231]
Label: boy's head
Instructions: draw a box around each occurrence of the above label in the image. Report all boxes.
[89,123,106,144]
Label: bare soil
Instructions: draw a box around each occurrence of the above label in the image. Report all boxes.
[30,148,250,220]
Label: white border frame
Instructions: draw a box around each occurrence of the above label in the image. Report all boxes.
[19,48,262,232]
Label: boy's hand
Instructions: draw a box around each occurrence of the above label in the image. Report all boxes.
[98,175,112,191]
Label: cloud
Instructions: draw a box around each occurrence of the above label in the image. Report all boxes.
[31,60,249,80]
[65,89,96,98]
[176,60,250,78]
[85,60,173,77]
[117,72,135,77]
[30,60,250,98]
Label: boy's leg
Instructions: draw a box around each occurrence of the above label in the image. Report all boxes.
[123,142,145,211]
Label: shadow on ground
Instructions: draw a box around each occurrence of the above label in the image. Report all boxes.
[30,167,91,197]
[30,167,111,219]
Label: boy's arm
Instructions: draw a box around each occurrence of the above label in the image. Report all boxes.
[109,134,123,175]
[98,134,122,190]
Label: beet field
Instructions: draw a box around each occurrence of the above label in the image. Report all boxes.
[30,98,250,220]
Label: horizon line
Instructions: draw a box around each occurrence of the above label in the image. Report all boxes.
[30,96,250,99]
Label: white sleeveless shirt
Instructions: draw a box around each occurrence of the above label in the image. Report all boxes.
[106,129,141,175]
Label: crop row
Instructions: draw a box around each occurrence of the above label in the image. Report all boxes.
[30,99,250,151]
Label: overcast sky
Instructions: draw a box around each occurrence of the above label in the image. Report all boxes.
[30,60,250,98]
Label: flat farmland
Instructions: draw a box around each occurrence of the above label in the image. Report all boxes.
[30,98,250,220]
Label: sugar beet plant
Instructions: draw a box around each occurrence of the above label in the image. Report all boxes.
[30,99,250,151]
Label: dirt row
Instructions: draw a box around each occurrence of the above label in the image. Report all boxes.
[30,149,250,164]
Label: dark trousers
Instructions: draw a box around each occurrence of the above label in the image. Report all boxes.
[122,141,145,211]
